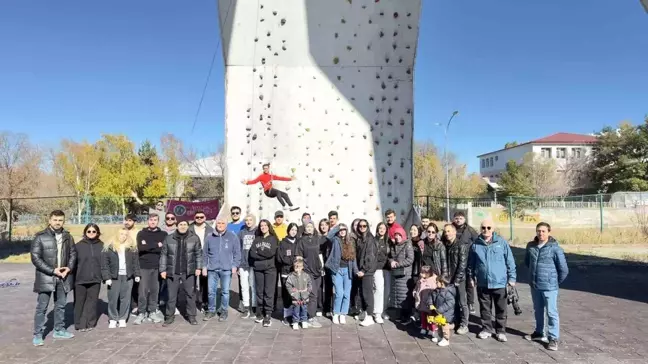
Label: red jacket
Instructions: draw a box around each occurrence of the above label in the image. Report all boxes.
[246,173,291,191]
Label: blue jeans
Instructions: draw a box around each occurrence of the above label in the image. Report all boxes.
[34,281,67,336]
[333,267,352,315]
[292,304,308,323]
[531,288,560,340]
[208,270,232,313]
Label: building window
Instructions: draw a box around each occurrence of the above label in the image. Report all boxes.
[481,159,485,168]
[541,148,552,158]
[490,157,494,166]
[572,148,582,158]
[557,148,567,159]
[495,156,498,161]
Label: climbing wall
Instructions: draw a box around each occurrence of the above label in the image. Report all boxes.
[219,0,421,226]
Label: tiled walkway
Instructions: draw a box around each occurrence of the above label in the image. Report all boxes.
[0,263,647,364]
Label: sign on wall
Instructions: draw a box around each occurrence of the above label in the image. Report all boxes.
[166,199,220,222]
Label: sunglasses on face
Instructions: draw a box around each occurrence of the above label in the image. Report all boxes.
[232,212,240,215]
[166,217,176,221]
[481,226,492,231]
[359,224,368,228]
[427,230,436,234]
[86,230,97,234]
[195,216,205,220]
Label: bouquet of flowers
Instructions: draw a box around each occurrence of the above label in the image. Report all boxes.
[427,305,447,326]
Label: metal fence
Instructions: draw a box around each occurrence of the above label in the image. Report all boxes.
[415,194,648,243]
[0,195,222,242]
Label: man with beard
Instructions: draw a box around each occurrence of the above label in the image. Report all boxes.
[453,211,478,313]
[190,210,214,313]
[385,209,403,243]
[227,206,244,233]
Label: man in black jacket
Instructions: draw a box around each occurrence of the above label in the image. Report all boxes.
[443,223,470,334]
[30,210,77,346]
[355,219,378,327]
[134,214,167,325]
[453,211,478,313]
[160,220,203,326]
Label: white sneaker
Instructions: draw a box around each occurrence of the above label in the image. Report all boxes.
[292,323,299,330]
[420,329,428,335]
[437,338,450,347]
[332,314,340,325]
[316,312,323,317]
[431,336,439,343]
[339,315,346,325]
[175,308,180,316]
[108,320,117,329]
[301,321,309,329]
[118,320,127,328]
[478,331,492,340]
[360,316,375,327]
[496,333,508,342]
[374,314,384,324]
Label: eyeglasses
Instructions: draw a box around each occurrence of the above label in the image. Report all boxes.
[427,231,436,234]
[359,225,368,228]
[481,226,492,231]
[166,217,176,221]
[86,230,97,234]
[232,212,240,215]
[195,216,205,220]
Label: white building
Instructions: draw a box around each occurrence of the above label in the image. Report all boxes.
[477,132,597,182]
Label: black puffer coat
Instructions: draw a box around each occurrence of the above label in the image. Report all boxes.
[445,238,468,284]
[375,234,390,270]
[160,231,203,274]
[75,238,104,284]
[389,241,414,308]
[101,245,141,280]
[30,228,77,293]
[356,232,378,275]
[417,238,448,278]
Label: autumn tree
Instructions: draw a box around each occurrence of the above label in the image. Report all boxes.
[52,140,101,221]
[0,132,42,230]
[94,134,148,215]
[160,134,190,197]
[137,140,167,198]
[499,152,573,197]
[591,119,648,192]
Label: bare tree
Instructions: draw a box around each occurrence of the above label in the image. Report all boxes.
[179,143,224,198]
[0,132,42,229]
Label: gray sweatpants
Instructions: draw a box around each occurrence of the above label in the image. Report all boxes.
[108,275,133,321]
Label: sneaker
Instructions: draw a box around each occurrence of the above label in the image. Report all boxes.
[282,318,291,326]
[289,206,300,211]
[469,304,476,314]
[118,320,127,328]
[174,308,180,316]
[437,338,449,347]
[332,314,340,325]
[292,323,299,330]
[255,314,264,323]
[53,329,75,339]
[316,311,323,317]
[240,307,250,319]
[431,336,439,343]
[203,312,216,321]
[359,311,367,321]
[308,318,322,328]
[262,316,272,327]
[189,317,198,325]
[374,314,384,324]
[477,331,491,340]
[495,333,508,342]
[456,325,469,335]
[339,315,346,325]
[131,308,139,316]
[419,329,428,335]
[162,317,175,327]
[359,316,374,327]
[547,339,559,351]
[151,310,164,324]
[133,313,146,325]
[219,313,229,322]
[525,332,548,342]
[32,335,44,346]
[325,312,332,318]
[301,321,310,329]
[86,327,94,332]
[382,313,390,320]
[108,320,117,329]
[143,315,153,324]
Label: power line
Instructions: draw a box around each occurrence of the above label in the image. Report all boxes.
[191,0,234,134]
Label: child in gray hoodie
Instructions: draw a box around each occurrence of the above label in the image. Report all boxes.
[285,258,312,330]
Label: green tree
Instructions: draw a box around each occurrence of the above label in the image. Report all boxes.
[591,119,648,192]
[504,141,518,149]
[137,140,167,199]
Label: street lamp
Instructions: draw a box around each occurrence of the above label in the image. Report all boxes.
[439,111,459,222]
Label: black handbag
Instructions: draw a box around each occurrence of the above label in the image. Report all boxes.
[391,245,407,278]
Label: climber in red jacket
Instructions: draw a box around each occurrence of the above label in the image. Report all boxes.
[242,163,300,211]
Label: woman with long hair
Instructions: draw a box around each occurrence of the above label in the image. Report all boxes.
[373,222,391,321]
[411,224,424,277]
[318,219,333,317]
[101,228,141,328]
[296,221,324,328]
[325,223,358,324]
[421,222,448,278]
[348,218,363,320]
[74,223,104,332]
[355,219,378,326]
[277,223,299,325]
[249,219,279,327]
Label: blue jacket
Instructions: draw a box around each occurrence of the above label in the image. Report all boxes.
[203,229,241,271]
[227,221,244,234]
[468,233,516,289]
[324,225,358,278]
[524,237,568,291]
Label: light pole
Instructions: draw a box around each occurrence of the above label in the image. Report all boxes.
[444,111,459,222]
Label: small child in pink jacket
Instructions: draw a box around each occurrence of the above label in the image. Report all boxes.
[414,266,437,337]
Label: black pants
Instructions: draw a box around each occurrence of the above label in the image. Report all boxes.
[138,268,159,314]
[131,281,139,311]
[323,274,333,313]
[455,281,469,327]
[196,275,208,310]
[307,275,322,318]
[166,274,197,319]
[254,269,277,316]
[74,283,100,329]
[401,277,417,320]
[360,275,374,315]
[264,188,293,207]
[349,277,362,315]
[466,278,475,306]
[477,287,507,334]
[279,275,292,309]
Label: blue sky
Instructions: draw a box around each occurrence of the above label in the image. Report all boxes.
[0,0,646,172]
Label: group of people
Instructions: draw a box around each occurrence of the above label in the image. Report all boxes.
[30,206,569,353]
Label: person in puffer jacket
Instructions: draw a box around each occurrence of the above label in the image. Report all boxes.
[285,258,312,330]
[427,275,456,347]
[388,227,414,323]
[467,218,516,343]
[442,224,469,334]
[523,222,568,352]
[277,223,299,324]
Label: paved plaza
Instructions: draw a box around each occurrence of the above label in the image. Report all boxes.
[0,263,647,364]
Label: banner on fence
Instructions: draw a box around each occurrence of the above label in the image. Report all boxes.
[166,200,220,222]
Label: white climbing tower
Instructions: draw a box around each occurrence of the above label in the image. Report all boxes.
[219,0,421,226]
